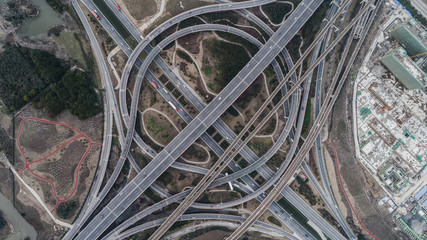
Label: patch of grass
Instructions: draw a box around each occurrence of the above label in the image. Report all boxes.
[147,117,164,136]
[178,16,204,29]
[54,31,86,68]
[176,49,192,63]
[207,83,214,90]
[144,188,162,203]
[267,216,282,227]
[296,178,317,206]
[57,201,78,219]
[301,98,312,138]
[249,137,273,155]
[204,65,212,75]
[205,39,250,92]
[261,2,292,24]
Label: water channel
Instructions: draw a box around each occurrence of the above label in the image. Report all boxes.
[17,0,63,37]
[0,192,37,240]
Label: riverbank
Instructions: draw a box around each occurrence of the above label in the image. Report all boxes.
[0,192,37,240]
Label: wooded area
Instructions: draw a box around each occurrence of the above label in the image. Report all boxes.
[0,44,47,111]
[33,70,101,119]
[0,44,100,119]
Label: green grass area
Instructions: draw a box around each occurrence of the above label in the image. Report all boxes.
[144,187,163,203]
[176,49,192,62]
[205,39,250,92]
[249,137,273,155]
[301,98,312,138]
[57,201,78,219]
[54,31,86,68]
[296,178,317,205]
[204,65,212,75]
[261,2,292,24]
[178,16,204,29]
[277,198,322,240]
[216,32,259,56]
[267,216,282,227]
[147,117,165,136]
[92,0,136,47]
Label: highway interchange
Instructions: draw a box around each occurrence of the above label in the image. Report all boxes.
[61,0,381,239]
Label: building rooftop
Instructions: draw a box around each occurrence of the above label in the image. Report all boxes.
[390,19,427,56]
[381,47,427,89]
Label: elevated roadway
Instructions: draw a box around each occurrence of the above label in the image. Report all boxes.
[228,1,377,237]
[75,0,323,238]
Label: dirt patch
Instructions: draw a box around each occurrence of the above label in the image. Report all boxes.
[122,0,157,21]
[328,79,396,239]
[194,229,229,240]
[17,119,75,161]
[110,49,128,83]
[12,106,102,223]
[33,140,88,199]
[177,33,202,55]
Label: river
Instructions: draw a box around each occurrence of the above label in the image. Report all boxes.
[17,0,63,37]
[0,192,37,240]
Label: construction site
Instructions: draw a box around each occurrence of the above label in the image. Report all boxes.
[353,1,427,239]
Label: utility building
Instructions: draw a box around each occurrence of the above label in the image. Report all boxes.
[390,19,427,57]
[381,47,427,89]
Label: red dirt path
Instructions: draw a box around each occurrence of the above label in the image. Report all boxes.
[17,118,101,212]
[326,139,378,240]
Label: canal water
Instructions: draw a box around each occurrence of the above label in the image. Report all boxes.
[17,0,63,37]
[0,192,37,240]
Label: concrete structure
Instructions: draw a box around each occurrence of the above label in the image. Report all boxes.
[390,19,427,56]
[381,47,427,89]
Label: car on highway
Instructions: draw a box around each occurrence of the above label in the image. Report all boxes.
[115,4,120,11]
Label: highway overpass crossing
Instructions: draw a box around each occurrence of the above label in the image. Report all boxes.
[75,0,323,238]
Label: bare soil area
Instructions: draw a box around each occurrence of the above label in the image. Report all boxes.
[17,119,76,162]
[122,0,157,21]
[328,79,396,239]
[12,106,102,222]
[33,140,88,199]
